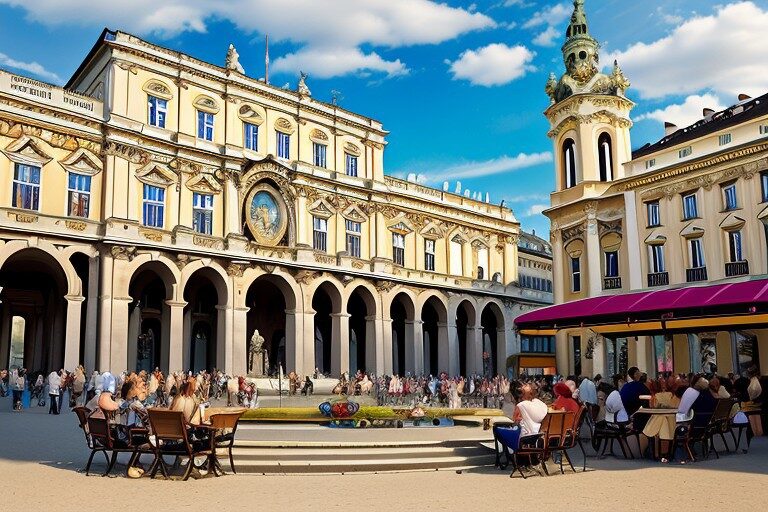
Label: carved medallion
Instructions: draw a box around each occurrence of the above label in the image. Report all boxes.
[244,183,288,246]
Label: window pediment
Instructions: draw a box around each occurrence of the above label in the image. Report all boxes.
[759,205,768,224]
[680,222,705,239]
[136,162,177,187]
[3,135,52,166]
[420,221,443,240]
[142,79,173,100]
[341,204,367,223]
[310,129,329,145]
[644,230,667,246]
[565,239,584,258]
[59,148,102,176]
[275,117,295,134]
[719,213,745,231]
[600,232,622,252]
[308,198,335,219]
[238,104,264,124]
[343,141,361,156]
[193,95,219,114]
[185,173,222,194]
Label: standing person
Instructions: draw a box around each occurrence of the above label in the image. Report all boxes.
[11,368,26,411]
[57,369,68,412]
[47,369,62,415]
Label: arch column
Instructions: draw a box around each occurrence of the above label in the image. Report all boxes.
[467,326,483,376]
[64,295,85,370]
[496,327,510,377]
[365,314,384,376]
[166,300,187,372]
[438,321,457,375]
[299,308,316,375]
[285,309,302,374]
[382,317,393,375]
[83,256,100,372]
[215,305,231,372]
[109,297,131,372]
[556,331,570,375]
[331,312,350,376]
[406,319,424,375]
[232,306,249,375]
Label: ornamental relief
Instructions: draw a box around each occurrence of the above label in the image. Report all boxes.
[0,117,100,154]
[245,182,289,246]
[598,219,622,236]
[185,173,222,194]
[103,141,151,166]
[548,111,632,139]
[561,223,585,244]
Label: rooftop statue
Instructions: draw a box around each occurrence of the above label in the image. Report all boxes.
[225,43,245,74]
[298,71,311,98]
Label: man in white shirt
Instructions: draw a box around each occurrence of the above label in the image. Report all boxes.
[514,384,549,436]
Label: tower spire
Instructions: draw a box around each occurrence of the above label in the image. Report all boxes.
[561,0,599,84]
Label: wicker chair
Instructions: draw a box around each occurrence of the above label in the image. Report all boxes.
[147,409,214,481]
[208,410,245,474]
[73,406,109,475]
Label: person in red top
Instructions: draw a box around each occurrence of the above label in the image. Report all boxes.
[552,382,580,413]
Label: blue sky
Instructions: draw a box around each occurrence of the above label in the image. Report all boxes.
[1,0,767,236]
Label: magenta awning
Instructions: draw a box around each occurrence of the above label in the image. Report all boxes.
[515,278,768,333]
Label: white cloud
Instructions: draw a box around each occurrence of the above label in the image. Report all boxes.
[411,152,553,183]
[447,43,535,86]
[524,204,549,217]
[532,26,560,47]
[505,193,550,203]
[522,3,570,29]
[0,52,61,83]
[635,94,726,129]
[272,46,407,79]
[607,2,768,99]
[0,0,494,79]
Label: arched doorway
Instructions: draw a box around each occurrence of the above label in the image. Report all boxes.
[456,300,476,377]
[347,286,375,375]
[390,293,414,376]
[246,276,294,375]
[183,269,225,373]
[128,265,172,372]
[422,296,444,376]
[480,302,505,377]
[0,249,69,373]
[312,283,341,376]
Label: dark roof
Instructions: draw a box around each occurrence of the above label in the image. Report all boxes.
[632,92,768,159]
[518,230,552,258]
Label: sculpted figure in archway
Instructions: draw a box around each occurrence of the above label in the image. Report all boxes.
[249,329,266,376]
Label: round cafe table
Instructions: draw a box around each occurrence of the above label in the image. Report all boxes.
[636,407,679,441]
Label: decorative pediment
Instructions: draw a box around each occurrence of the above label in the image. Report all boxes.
[274,117,295,134]
[600,232,622,252]
[343,141,361,156]
[450,231,468,245]
[470,237,489,250]
[719,213,746,231]
[238,104,264,124]
[388,221,412,235]
[3,135,52,166]
[644,230,667,246]
[310,129,329,144]
[680,222,705,239]
[136,162,177,187]
[142,79,173,100]
[341,204,368,223]
[59,148,102,176]
[420,221,443,240]
[185,173,222,194]
[193,95,219,114]
[307,198,335,219]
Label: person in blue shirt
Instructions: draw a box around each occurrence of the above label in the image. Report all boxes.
[620,367,651,434]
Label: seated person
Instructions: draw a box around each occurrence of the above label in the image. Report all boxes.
[552,382,580,413]
[513,384,548,437]
[691,377,716,428]
[301,376,314,395]
[677,376,702,422]
[601,383,628,424]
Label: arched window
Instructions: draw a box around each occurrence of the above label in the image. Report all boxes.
[598,132,613,182]
[562,138,577,188]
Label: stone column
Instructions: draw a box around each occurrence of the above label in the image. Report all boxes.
[98,252,115,372]
[437,321,457,375]
[109,297,131,373]
[496,327,510,377]
[64,295,85,370]
[407,319,424,375]
[586,215,602,296]
[551,230,565,305]
[232,306,249,375]
[623,191,642,290]
[467,326,483,376]
[284,309,303,374]
[182,307,192,372]
[166,300,187,373]
[591,333,606,377]
[299,309,316,375]
[224,178,241,236]
[83,256,100,373]
[381,317,393,375]
[365,314,384,375]
[331,312,350,376]
[215,305,231,372]
[555,331,570,376]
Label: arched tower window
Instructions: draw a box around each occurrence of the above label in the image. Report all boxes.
[598,132,613,182]
[562,138,577,189]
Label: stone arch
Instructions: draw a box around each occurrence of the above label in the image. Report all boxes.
[309,279,344,375]
[597,131,614,182]
[418,292,449,375]
[346,283,379,374]
[478,299,508,377]
[0,240,80,296]
[453,298,478,377]
[389,290,416,376]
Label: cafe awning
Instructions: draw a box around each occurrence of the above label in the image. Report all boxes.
[515,278,768,335]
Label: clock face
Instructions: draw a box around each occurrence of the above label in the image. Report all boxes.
[245,183,288,246]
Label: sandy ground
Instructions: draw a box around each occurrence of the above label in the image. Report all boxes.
[1,397,767,511]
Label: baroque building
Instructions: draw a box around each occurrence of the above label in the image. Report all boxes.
[516,0,768,377]
[0,30,545,377]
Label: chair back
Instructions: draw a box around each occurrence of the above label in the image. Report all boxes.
[543,410,572,448]
[87,415,109,447]
[209,411,244,431]
[494,423,522,452]
[73,406,90,432]
[147,409,188,443]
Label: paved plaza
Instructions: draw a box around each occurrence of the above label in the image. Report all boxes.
[1,399,766,511]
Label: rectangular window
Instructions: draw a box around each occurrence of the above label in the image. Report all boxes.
[679,146,692,158]
[762,172,768,202]
[572,336,582,376]
[142,184,165,228]
[650,245,666,273]
[761,125,768,135]
[345,219,361,258]
[244,122,259,151]
[682,193,698,220]
[570,256,581,292]
[646,200,661,227]
[729,230,743,262]
[312,216,327,252]
[313,143,327,168]
[392,232,405,266]
[147,95,167,128]
[722,183,738,211]
[67,173,91,217]
[276,131,290,159]
[718,133,732,146]
[12,163,41,210]
[604,251,619,278]
[192,192,213,235]
[345,153,358,177]
[425,239,436,271]
[197,110,214,141]
[645,159,656,170]
[689,238,705,268]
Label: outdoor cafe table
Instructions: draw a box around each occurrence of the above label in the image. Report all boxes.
[634,407,679,442]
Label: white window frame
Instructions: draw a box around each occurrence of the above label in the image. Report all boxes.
[645,159,656,170]
[679,146,692,158]
[424,239,436,271]
[647,200,661,227]
[570,256,581,292]
[276,131,290,159]
[313,142,327,168]
[244,122,259,151]
[142,184,165,228]
[649,244,666,274]
[392,232,405,266]
[345,220,361,258]
[604,250,619,278]
[689,238,706,269]
[345,152,358,177]
[12,163,41,211]
[312,216,327,252]
[148,95,167,128]
[682,193,698,220]
[722,183,738,211]
[67,172,91,218]
[728,230,743,263]
[718,133,732,146]
[192,192,213,235]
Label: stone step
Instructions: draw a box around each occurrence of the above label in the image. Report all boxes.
[231,454,493,474]
[231,445,488,462]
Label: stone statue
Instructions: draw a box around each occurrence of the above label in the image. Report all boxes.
[249,329,266,375]
[225,44,245,74]
[545,72,557,104]
[298,71,311,98]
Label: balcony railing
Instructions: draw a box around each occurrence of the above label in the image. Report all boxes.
[647,272,669,287]
[686,266,708,282]
[603,277,622,290]
[725,260,749,277]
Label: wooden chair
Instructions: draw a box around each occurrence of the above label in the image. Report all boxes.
[551,406,587,473]
[705,398,736,459]
[514,411,570,478]
[208,410,245,474]
[73,406,108,475]
[147,409,214,481]
[592,417,637,459]
[87,410,151,477]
